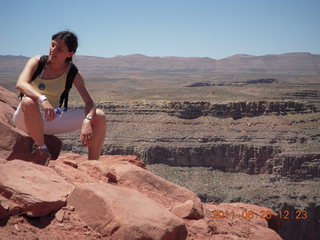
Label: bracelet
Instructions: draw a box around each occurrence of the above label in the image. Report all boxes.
[38,95,48,102]
[85,115,93,120]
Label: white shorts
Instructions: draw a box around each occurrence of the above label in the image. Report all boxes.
[13,103,86,135]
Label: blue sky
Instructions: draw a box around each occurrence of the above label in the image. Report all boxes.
[0,0,319,59]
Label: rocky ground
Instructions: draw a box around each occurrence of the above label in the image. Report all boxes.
[0,85,283,240]
[0,156,282,240]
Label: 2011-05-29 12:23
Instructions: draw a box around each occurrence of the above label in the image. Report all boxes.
[210,209,309,220]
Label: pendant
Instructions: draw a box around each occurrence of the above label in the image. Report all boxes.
[38,83,46,90]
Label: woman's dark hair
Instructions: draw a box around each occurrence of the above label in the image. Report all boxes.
[52,31,78,62]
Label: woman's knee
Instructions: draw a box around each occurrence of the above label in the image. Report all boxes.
[20,97,39,112]
[93,109,106,126]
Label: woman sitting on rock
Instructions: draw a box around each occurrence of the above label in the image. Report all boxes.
[13,31,106,165]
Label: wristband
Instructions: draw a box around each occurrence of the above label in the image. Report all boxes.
[85,115,93,121]
[38,95,48,102]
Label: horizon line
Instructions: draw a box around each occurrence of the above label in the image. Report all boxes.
[0,51,319,61]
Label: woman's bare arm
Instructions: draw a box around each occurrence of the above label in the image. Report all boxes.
[16,57,42,100]
[73,71,96,117]
[73,71,96,146]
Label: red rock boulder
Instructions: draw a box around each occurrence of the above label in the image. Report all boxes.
[68,183,187,240]
[0,160,75,219]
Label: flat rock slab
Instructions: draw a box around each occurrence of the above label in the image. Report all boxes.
[0,160,75,219]
[80,160,204,217]
[68,183,187,240]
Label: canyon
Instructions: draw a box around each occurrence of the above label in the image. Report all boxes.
[1,53,320,239]
[59,98,320,240]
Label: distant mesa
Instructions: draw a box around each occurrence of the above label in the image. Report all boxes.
[245,78,276,84]
[186,78,277,87]
[113,54,148,58]
[1,52,319,76]
[186,82,212,87]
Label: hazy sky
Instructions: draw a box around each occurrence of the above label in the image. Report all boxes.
[0,0,319,59]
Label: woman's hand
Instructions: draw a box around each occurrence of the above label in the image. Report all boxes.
[80,119,93,147]
[42,100,56,121]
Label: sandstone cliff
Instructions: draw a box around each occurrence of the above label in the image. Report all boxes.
[94,100,319,179]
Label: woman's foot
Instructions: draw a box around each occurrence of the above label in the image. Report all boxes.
[31,144,52,166]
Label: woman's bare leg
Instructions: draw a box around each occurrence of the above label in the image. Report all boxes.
[20,97,45,146]
[88,109,106,160]
[21,99,106,160]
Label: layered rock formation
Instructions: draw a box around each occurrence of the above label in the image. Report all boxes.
[92,100,319,179]
[100,100,317,120]
[273,153,320,179]
[87,99,318,240]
